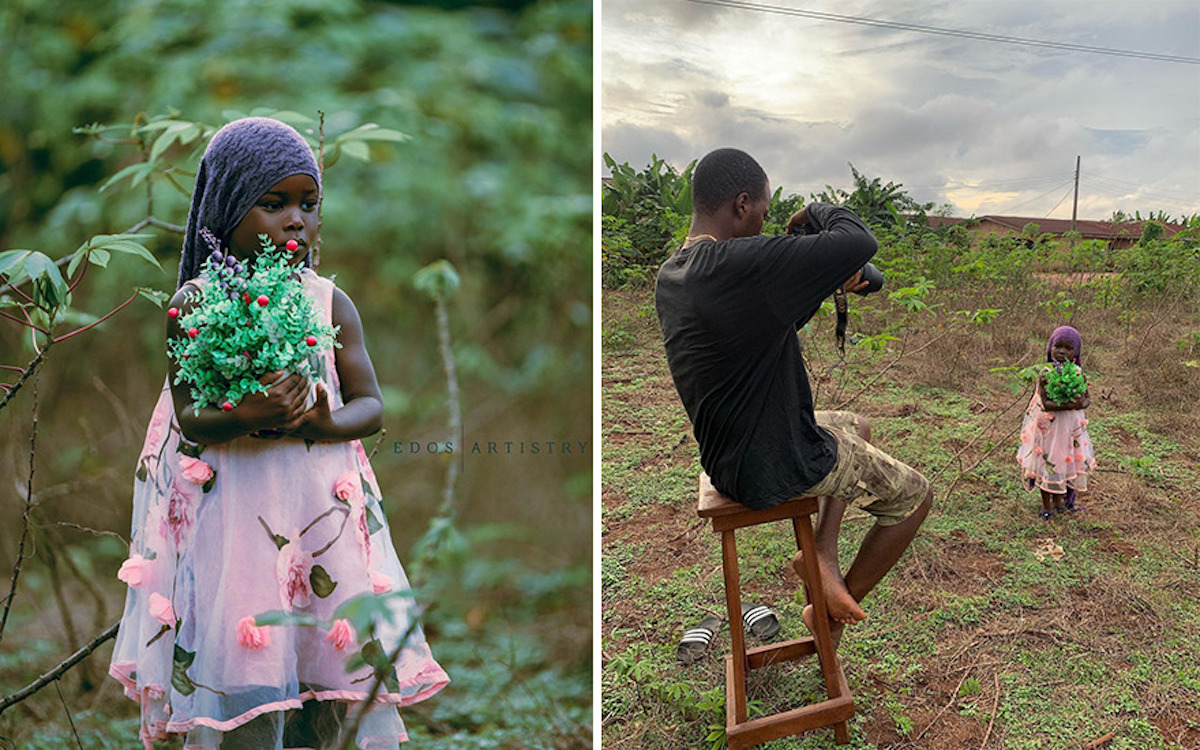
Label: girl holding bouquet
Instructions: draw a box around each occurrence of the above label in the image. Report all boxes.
[109,118,447,749]
[1017,325,1096,521]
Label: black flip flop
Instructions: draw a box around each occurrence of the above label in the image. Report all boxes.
[741,602,780,640]
[676,617,721,664]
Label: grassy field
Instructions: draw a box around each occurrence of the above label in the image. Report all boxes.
[601,279,1200,749]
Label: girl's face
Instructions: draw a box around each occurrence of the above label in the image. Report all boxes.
[1050,340,1077,363]
[228,174,319,265]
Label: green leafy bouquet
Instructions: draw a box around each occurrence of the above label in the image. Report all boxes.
[1043,361,1086,404]
[168,232,339,414]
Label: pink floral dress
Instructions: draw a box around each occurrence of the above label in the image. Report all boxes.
[1016,386,1096,494]
[109,269,448,749]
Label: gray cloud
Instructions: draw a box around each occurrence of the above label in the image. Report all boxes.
[602,0,1200,217]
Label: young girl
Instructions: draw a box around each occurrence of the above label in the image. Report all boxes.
[109,118,448,749]
[1017,325,1096,520]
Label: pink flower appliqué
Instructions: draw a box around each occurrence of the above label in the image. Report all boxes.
[179,455,214,486]
[163,482,198,548]
[117,554,148,588]
[333,471,363,503]
[371,570,394,594]
[1065,455,1074,463]
[324,618,356,651]
[276,530,313,612]
[1034,446,1044,456]
[333,471,371,564]
[236,616,271,650]
[148,593,175,626]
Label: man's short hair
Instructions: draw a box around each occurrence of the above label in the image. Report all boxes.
[692,148,769,216]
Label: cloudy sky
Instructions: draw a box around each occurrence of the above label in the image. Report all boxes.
[602,0,1200,220]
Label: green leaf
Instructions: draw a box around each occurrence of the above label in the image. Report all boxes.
[202,470,217,493]
[338,123,410,143]
[172,645,196,696]
[310,565,338,598]
[365,507,382,535]
[339,139,370,162]
[255,609,321,628]
[135,460,148,481]
[272,533,289,550]
[138,287,169,308]
[177,441,204,459]
[99,162,155,193]
[412,260,461,299]
[20,252,68,309]
[150,121,195,163]
[0,250,32,278]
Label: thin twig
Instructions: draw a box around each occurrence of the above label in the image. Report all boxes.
[51,289,140,343]
[928,386,1031,484]
[0,346,49,414]
[434,293,461,518]
[912,664,974,742]
[942,421,1023,503]
[53,681,83,749]
[0,622,119,714]
[979,673,1000,748]
[334,617,421,750]
[834,325,957,411]
[0,368,41,643]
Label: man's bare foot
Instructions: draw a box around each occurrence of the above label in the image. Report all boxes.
[792,551,867,625]
[802,603,845,651]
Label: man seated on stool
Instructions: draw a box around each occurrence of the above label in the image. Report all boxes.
[654,147,932,647]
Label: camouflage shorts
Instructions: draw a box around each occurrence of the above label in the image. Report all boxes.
[804,411,929,526]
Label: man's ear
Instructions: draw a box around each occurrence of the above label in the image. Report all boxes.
[733,191,752,218]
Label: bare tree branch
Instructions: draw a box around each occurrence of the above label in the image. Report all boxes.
[0,622,119,715]
[0,368,42,642]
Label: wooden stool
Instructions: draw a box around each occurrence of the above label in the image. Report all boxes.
[697,472,854,748]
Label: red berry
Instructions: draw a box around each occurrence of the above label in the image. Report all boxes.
[305,335,317,346]
[257,295,269,307]
[221,401,233,412]
[286,240,299,251]
[187,327,198,338]
[244,292,251,303]
[168,307,179,319]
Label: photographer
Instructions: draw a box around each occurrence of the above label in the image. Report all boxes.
[654,148,932,647]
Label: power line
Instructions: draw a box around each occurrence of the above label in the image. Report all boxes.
[679,0,1200,65]
[1041,183,1077,219]
[989,177,1076,214]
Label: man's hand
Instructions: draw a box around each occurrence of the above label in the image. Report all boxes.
[842,269,869,294]
[785,207,810,235]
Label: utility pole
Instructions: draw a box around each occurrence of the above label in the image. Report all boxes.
[1070,155,1080,233]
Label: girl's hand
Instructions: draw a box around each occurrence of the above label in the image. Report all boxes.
[235,371,310,433]
[281,383,335,440]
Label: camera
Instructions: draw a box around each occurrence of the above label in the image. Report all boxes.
[854,262,884,295]
[788,224,884,295]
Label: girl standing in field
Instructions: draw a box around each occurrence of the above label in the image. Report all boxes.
[109,117,448,749]
[1017,325,1096,521]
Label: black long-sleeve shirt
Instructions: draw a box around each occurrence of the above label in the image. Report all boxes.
[654,203,877,509]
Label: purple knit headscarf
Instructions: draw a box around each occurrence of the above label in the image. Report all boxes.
[1046,325,1082,365]
[177,117,321,289]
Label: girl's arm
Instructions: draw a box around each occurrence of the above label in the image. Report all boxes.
[286,287,383,441]
[168,285,311,445]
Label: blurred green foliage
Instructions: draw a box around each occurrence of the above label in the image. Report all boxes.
[601,154,1200,302]
[0,0,591,744]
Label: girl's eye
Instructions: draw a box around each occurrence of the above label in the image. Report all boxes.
[302,200,318,211]
[260,202,283,211]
